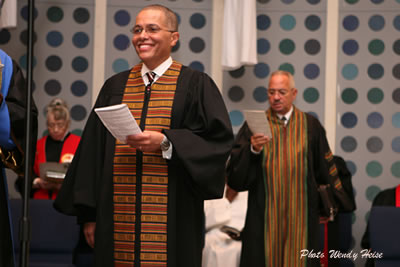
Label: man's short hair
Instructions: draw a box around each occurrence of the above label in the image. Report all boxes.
[270,70,295,89]
[141,4,179,32]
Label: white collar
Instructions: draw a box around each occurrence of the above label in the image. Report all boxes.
[141,57,173,84]
[277,106,294,122]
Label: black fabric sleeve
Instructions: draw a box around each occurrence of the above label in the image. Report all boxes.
[164,67,234,200]
[226,122,262,192]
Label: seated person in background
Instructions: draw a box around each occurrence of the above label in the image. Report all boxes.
[202,185,248,267]
[31,98,80,199]
[361,184,399,267]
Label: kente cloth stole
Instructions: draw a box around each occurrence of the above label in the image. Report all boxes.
[112,61,182,267]
[262,107,308,267]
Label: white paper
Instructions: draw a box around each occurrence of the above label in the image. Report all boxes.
[94,103,142,143]
[243,110,271,137]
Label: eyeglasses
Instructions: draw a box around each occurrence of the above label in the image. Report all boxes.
[267,89,292,96]
[130,24,176,35]
[47,122,67,129]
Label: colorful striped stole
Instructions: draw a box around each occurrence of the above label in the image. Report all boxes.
[112,61,182,267]
[262,107,308,267]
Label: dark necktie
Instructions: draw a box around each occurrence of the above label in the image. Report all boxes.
[281,116,287,126]
[145,72,156,94]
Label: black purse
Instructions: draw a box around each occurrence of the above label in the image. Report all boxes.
[318,184,338,221]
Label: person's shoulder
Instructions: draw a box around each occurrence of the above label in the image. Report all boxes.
[37,135,48,144]
[69,133,81,141]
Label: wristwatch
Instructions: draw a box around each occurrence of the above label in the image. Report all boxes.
[160,136,171,152]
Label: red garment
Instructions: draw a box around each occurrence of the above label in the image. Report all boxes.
[33,134,80,199]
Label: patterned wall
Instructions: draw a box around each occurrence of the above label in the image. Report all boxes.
[223,0,400,266]
[224,0,327,134]
[336,0,400,263]
[0,0,94,138]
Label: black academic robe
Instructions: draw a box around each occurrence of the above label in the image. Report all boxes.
[0,58,38,267]
[54,65,234,267]
[361,187,396,267]
[227,111,354,267]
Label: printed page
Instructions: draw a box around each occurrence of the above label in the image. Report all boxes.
[95,103,142,143]
[243,110,271,137]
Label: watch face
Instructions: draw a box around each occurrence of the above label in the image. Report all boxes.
[161,139,170,151]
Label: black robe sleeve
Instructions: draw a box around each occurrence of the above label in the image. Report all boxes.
[54,71,129,220]
[165,66,234,200]
[226,122,262,192]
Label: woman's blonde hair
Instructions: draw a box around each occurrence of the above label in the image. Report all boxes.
[46,98,70,123]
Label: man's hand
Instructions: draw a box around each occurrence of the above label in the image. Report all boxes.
[84,222,96,248]
[126,130,164,152]
[33,177,61,191]
[250,133,270,153]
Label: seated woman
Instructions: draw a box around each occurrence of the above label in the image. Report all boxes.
[32,98,80,199]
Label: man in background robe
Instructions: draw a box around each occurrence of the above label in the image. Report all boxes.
[227,70,355,267]
[0,49,38,267]
[54,4,233,267]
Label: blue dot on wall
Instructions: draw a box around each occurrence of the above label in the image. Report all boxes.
[366,185,381,201]
[254,63,270,79]
[189,61,204,72]
[304,39,321,55]
[307,0,321,4]
[46,55,62,72]
[70,105,87,121]
[369,15,385,31]
[190,13,206,29]
[280,14,296,31]
[393,15,400,31]
[367,112,384,128]
[305,15,321,31]
[114,10,130,26]
[189,37,205,53]
[368,63,384,79]
[366,136,383,153]
[366,161,383,178]
[112,58,130,73]
[71,80,88,97]
[392,162,400,178]
[346,160,357,176]
[229,66,245,78]
[342,39,358,55]
[371,0,384,3]
[282,0,295,4]
[257,15,271,31]
[253,86,268,103]
[392,136,400,153]
[393,64,400,79]
[44,79,61,96]
[72,56,88,73]
[46,31,63,47]
[19,54,37,71]
[393,112,400,128]
[304,63,320,79]
[229,110,244,127]
[0,29,11,44]
[21,5,38,21]
[113,34,130,51]
[73,8,90,24]
[228,86,245,102]
[341,136,357,152]
[341,112,358,128]
[343,15,359,31]
[342,64,358,80]
[257,38,270,55]
[72,32,89,48]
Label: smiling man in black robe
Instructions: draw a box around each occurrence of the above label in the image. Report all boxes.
[54,4,233,267]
